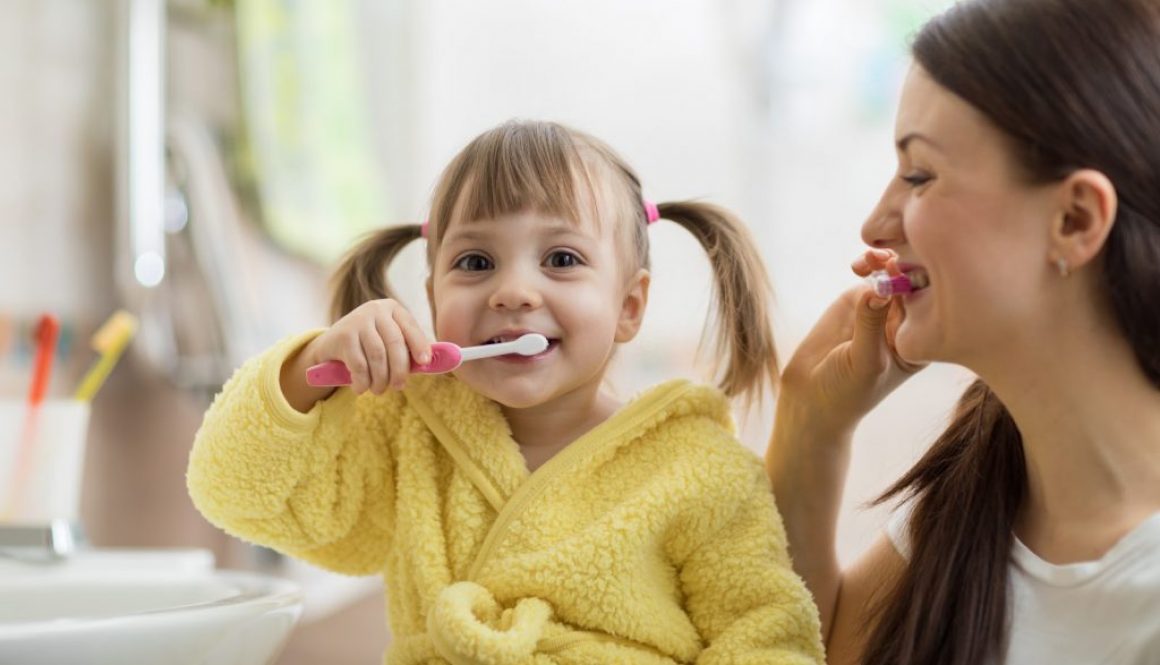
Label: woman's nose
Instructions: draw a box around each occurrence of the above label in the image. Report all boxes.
[861,182,907,249]
[487,269,543,311]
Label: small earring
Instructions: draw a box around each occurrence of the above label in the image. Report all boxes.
[1056,257,1070,277]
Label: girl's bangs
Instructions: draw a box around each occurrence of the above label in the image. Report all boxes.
[447,127,601,230]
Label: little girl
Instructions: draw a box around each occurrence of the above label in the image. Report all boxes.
[187,120,822,664]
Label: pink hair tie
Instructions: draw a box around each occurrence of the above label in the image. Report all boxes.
[420,220,429,238]
[643,200,660,224]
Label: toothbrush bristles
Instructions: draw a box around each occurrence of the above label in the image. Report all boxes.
[868,270,929,297]
[516,333,549,355]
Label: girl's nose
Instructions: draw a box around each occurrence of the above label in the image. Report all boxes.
[861,181,907,249]
[487,270,543,311]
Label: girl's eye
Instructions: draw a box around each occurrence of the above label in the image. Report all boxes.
[900,172,933,187]
[545,250,581,269]
[453,254,493,271]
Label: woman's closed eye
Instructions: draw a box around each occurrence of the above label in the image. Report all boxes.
[900,171,934,188]
[453,253,493,272]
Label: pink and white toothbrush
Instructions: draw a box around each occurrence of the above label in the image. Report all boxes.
[305,333,550,387]
[867,270,929,297]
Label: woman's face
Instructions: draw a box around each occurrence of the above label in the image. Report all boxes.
[861,65,1061,367]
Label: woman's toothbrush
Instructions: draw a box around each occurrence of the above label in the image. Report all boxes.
[868,270,929,297]
[305,333,550,387]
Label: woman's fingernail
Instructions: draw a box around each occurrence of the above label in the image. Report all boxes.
[419,352,431,364]
[869,296,890,310]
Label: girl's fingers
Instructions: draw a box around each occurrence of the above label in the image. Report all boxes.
[377,316,410,391]
[394,307,432,365]
[342,336,370,394]
[359,328,389,394]
[319,299,430,393]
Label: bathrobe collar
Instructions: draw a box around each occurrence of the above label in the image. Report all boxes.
[403,374,733,517]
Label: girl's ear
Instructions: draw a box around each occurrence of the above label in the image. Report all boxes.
[615,269,650,343]
[1049,168,1117,272]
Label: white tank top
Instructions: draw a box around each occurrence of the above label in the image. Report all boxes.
[887,505,1160,664]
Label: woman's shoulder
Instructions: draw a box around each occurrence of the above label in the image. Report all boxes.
[1003,512,1160,664]
[1011,511,1160,585]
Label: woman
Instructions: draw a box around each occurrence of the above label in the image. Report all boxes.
[767,1,1160,663]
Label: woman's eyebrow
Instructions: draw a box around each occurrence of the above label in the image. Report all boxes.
[896,132,943,153]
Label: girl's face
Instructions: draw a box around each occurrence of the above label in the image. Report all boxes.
[428,208,648,410]
[861,65,1061,367]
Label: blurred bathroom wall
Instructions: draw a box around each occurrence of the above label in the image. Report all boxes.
[2,0,249,557]
[0,3,115,323]
[1,0,967,660]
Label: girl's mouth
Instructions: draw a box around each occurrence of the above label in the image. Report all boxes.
[483,334,560,361]
[492,338,559,362]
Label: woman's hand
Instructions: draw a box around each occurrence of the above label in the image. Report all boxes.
[779,248,926,439]
[281,299,433,411]
[765,249,925,639]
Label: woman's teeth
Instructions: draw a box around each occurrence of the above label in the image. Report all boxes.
[906,269,931,290]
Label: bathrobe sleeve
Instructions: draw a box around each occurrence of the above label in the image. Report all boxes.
[187,331,402,576]
[676,458,825,664]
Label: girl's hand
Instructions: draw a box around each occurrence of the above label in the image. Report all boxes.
[298,299,433,396]
[778,249,926,437]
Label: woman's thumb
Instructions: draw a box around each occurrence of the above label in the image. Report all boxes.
[850,291,892,371]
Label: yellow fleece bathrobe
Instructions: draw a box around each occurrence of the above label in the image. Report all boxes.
[187,333,823,664]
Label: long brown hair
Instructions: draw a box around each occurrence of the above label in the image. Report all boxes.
[330,120,778,403]
[864,1,1160,663]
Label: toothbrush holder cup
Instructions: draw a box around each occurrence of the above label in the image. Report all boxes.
[0,400,91,525]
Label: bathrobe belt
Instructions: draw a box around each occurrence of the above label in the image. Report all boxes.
[386,581,679,664]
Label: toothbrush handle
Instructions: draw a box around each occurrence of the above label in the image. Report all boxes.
[29,314,60,405]
[305,342,463,387]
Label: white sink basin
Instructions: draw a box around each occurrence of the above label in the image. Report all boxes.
[0,549,302,665]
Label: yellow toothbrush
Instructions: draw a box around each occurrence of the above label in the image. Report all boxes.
[74,310,139,401]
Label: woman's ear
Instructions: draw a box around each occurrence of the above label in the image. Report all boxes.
[1050,169,1117,271]
[615,269,650,343]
